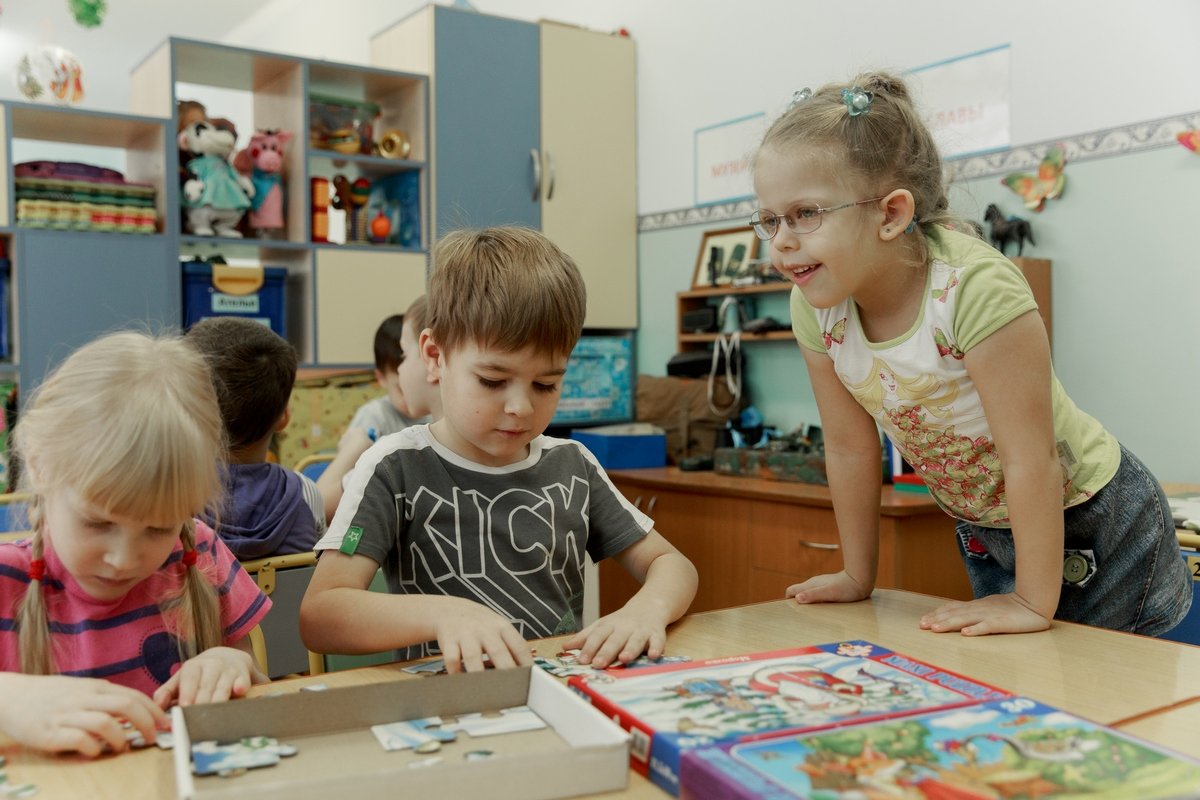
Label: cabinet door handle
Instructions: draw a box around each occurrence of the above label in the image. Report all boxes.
[530,149,542,201]
[546,151,556,201]
[632,495,643,509]
[646,495,657,515]
[798,540,840,551]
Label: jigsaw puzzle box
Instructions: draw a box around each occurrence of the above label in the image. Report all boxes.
[679,696,1200,799]
[567,641,1010,796]
[172,666,630,800]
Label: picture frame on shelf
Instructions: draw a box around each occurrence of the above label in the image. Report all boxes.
[693,226,758,288]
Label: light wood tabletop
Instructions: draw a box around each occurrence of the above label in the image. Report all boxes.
[1,589,1198,799]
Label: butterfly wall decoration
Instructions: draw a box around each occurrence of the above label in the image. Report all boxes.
[1002,143,1066,212]
[1179,130,1200,154]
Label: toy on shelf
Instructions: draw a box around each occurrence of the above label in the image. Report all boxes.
[309,94,380,156]
[349,178,371,242]
[179,119,255,238]
[984,203,1036,257]
[233,129,293,239]
[369,211,392,243]
[310,177,330,243]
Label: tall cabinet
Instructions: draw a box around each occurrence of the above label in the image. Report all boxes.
[371,6,638,329]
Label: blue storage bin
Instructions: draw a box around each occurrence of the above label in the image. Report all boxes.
[1159,548,1200,645]
[572,424,667,470]
[182,261,287,337]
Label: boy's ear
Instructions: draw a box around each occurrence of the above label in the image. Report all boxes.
[878,189,916,242]
[419,328,444,380]
[373,368,387,387]
[273,406,291,433]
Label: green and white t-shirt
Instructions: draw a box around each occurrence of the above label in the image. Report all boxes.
[791,228,1119,526]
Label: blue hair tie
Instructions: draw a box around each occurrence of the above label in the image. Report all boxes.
[905,218,918,234]
[788,87,812,110]
[841,87,873,117]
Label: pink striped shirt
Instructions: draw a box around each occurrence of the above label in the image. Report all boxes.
[0,521,271,695]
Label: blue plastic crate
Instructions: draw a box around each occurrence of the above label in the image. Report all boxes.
[182,261,287,337]
[571,424,666,470]
[1159,548,1200,645]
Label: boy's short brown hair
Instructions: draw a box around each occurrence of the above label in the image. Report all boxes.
[187,317,297,450]
[427,227,586,357]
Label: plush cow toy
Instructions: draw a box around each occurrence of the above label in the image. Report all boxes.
[234,129,292,239]
[179,119,254,237]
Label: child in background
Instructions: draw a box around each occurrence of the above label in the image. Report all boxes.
[754,73,1190,637]
[301,227,697,672]
[187,317,326,558]
[316,297,440,522]
[0,332,270,756]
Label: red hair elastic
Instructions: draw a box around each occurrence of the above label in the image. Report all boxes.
[181,550,199,567]
[28,559,45,581]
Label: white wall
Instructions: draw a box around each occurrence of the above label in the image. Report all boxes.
[222,0,1200,213]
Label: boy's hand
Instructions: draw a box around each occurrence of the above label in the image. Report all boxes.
[920,593,1051,636]
[435,599,532,673]
[0,673,168,757]
[786,571,871,604]
[561,610,666,669]
[153,646,262,708]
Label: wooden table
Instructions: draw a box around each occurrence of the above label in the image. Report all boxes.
[4,588,1198,799]
[601,467,970,614]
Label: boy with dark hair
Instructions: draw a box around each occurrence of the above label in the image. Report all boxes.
[187,317,326,558]
[302,227,697,673]
[315,303,436,522]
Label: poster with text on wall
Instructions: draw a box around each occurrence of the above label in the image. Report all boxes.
[694,112,765,206]
[910,44,1010,159]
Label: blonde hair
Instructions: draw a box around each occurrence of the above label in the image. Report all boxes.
[757,71,976,260]
[427,227,586,358]
[404,294,429,335]
[11,331,226,675]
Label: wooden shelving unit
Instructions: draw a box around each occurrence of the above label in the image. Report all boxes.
[675,281,792,352]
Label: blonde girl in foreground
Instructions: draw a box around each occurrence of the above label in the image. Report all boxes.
[0,331,271,755]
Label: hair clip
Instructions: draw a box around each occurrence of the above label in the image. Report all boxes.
[841,87,873,117]
[788,88,813,110]
[28,559,45,582]
[181,549,199,567]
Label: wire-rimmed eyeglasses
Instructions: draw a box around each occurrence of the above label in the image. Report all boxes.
[749,196,885,240]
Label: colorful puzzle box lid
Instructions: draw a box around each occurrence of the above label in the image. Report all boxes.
[567,641,1011,796]
[680,695,1200,799]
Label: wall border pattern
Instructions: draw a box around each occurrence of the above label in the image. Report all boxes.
[639,110,1200,232]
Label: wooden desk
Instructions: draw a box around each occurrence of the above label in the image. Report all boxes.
[1113,699,1200,760]
[601,467,970,614]
[5,589,1198,799]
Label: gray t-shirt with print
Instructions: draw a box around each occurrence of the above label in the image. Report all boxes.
[314,424,653,661]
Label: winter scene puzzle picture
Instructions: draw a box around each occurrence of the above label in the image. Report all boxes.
[568,641,1011,795]
[683,696,1200,799]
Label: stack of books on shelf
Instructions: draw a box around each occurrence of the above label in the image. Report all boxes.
[14,160,157,234]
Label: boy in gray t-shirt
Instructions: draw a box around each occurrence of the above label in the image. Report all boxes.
[302,227,697,673]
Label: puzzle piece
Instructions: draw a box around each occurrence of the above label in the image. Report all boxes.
[191,736,298,777]
[370,716,457,752]
[448,706,546,737]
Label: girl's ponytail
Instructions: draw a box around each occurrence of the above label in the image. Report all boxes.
[17,501,53,675]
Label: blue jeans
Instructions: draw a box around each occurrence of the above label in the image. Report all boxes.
[954,444,1191,636]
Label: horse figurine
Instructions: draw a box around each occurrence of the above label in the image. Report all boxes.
[984,204,1035,257]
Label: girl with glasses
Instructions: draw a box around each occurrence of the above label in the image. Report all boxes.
[755,72,1189,638]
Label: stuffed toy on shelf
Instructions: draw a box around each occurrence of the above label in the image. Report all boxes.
[179,118,254,237]
[233,129,293,239]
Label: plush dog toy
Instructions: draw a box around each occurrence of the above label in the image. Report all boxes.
[179,118,254,237]
[233,129,292,239]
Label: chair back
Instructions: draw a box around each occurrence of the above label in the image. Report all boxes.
[294,453,334,482]
[240,551,324,678]
[0,492,31,534]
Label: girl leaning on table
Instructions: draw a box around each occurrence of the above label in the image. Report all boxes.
[0,331,271,756]
[753,71,1190,637]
